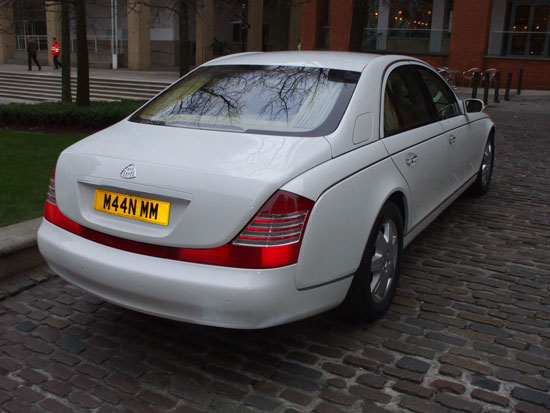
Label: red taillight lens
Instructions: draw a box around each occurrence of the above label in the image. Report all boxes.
[234,191,312,247]
[44,185,315,269]
[47,167,56,205]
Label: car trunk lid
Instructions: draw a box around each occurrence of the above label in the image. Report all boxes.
[54,120,331,247]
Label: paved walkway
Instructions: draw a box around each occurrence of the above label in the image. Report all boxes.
[0,80,549,412]
[0,63,181,83]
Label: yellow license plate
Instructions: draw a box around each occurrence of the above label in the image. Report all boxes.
[94,190,170,226]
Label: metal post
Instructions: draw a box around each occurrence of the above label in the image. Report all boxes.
[517,68,523,95]
[241,2,246,52]
[483,72,490,106]
[494,71,500,103]
[111,0,118,69]
[504,72,512,101]
[471,72,479,99]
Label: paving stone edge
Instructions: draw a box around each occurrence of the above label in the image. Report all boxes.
[0,217,44,279]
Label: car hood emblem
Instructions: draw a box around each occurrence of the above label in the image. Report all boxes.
[120,164,137,179]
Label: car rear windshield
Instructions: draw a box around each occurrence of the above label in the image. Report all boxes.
[130,65,360,137]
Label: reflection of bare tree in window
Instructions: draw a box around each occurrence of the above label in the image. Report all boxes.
[174,66,327,126]
[133,64,358,134]
[163,66,324,127]
[256,67,327,124]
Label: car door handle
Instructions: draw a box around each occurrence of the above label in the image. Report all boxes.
[449,134,457,145]
[405,153,418,166]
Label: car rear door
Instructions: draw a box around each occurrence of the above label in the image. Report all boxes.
[381,64,448,230]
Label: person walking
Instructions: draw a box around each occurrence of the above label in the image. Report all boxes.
[27,36,41,71]
[51,37,62,69]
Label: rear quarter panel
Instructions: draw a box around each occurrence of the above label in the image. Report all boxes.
[282,140,410,290]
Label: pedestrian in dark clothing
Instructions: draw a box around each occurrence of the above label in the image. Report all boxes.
[51,37,62,69]
[27,36,41,71]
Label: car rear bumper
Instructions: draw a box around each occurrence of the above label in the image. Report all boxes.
[37,219,349,329]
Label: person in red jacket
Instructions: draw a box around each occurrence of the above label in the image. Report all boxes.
[51,37,62,69]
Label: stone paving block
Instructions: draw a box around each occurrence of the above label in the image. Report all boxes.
[279,388,311,406]
[435,392,483,413]
[511,386,550,409]
[471,388,509,407]
[430,379,466,394]
[398,395,444,413]
[396,356,431,373]
[2,99,550,412]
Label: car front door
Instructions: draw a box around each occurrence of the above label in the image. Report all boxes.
[415,66,476,193]
[381,64,448,230]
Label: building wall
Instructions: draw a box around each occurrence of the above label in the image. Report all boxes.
[447,0,494,74]
[484,58,550,90]
[299,0,550,90]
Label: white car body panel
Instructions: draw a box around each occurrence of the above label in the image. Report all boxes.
[38,220,351,329]
[36,51,495,328]
[204,50,376,72]
[382,122,449,228]
[292,157,409,289]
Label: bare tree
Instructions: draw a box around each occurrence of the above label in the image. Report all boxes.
[61,0,72,102]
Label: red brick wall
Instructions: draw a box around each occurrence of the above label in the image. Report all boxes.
[447,0,494,72]
[484,59,550,90]
[329,0,353,51]
[299,0,550,89]
[300,0,329,50]
[410,55,448,69]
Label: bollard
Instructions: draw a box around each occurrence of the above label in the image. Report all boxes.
[471,72,480,99]
[483,72,490,106]
[517,68,524,95]
[494,71,500,103]
[505,72,512,101]
[494,72,500,103]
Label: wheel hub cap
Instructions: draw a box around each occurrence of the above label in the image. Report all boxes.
[370,219,399,304]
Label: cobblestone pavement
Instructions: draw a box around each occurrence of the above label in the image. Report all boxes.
[1,96,549,413]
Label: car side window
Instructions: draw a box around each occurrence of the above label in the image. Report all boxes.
[384,66,435,136]
[415,66,460,120]
[384,90,400,134]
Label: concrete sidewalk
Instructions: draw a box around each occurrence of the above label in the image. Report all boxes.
[0,218,43,280]
[0,63,181,83]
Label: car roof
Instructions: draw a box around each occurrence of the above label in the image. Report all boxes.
[203,51,387,72]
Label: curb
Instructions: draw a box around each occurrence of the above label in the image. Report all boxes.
[0,217,44,279]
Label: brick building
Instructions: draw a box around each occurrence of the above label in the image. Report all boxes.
[301,0,550,90]
[1,0,548,90]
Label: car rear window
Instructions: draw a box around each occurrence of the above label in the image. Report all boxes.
[130,65,360,137]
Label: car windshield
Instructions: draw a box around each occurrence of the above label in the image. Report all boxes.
[130,65,360,137]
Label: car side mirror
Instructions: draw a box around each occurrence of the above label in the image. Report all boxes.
[464,99,484,113]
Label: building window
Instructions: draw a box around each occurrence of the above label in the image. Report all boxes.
[490,1,550,58]
[508,2,550,56]
[362,0,453,55]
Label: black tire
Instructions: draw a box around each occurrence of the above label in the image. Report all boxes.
[345,201,403,322]
[469,133,495,196]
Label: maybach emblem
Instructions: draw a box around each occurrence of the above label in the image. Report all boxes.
[120,164,137,179]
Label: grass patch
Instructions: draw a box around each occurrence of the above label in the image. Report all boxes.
[0,129,85,227]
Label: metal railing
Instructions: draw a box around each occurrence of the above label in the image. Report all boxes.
[362,28,451,54]
[16,35,48,51]
[489,30,550,58]
[16,34,125,54]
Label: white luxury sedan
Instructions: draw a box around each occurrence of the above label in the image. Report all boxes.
[37,51,495,329]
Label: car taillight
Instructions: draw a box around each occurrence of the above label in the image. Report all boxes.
[44,181,315,269]
[46,167,56,205]
[233,191,312,247]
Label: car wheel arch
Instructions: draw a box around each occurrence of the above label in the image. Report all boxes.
[387,191,407,233]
